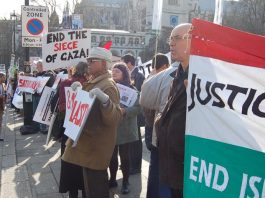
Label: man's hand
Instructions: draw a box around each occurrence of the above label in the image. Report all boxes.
[71,81,82,91]
[89,88,109,105]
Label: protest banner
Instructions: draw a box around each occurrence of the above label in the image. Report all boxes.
[33,86,55,125]
[64,87,78,128]
[12,88,23,109]
[116,83,138,107]
[18,76,50,94]
[184,19,265,198]
[42,29,91,70]
[64,89,95,146]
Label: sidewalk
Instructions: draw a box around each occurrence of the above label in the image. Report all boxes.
[0,107,150,198]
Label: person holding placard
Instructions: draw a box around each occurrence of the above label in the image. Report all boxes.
[53,62,88,198]
[62,47,122,198]
[109,62,141,194]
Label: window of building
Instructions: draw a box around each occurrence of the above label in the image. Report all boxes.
[106,36,111,41]
[121,37,125,45]
[100,36,105,42]
[129,38,133,45]
[168,0,179,5]
[135,38,139,45]
[115,37,120,44]
[91,36,97,42]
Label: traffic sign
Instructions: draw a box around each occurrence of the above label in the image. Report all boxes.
[21,6,48,47]
[26,18,44,35]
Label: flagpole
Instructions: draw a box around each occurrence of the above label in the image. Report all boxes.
[214,0,224,25]
[152,0,163,69]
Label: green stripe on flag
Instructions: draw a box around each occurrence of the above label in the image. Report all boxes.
[184,135,265,198]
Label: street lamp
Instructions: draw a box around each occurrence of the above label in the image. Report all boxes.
[10,10,17,55]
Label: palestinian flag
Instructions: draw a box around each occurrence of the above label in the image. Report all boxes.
[184,19,265,198]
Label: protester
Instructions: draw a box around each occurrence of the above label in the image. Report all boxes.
[122,53,145,175]
[62,47,122,198]
[53,62,88,198]
[32,60,55,134]
[155,23,192,197]
[109,62,141,194]
[140,53,173,198]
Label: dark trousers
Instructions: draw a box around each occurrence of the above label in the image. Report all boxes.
[129,126,143,173]
[109,144,130,184]
[82,167,109,198]
[171,188,183,198]
[147,147,171,198]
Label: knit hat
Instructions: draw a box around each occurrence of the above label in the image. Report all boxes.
[87,47,112,63]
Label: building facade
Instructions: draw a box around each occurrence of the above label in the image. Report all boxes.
[91,29,150,57]
[77,0,146,32]
[146,0,196,30]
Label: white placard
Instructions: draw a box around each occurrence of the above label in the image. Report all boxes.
[12,88,23,109]
[42,29,91,70]
[64,90,95,146]
[116,83,138,107]
[33,86,56,125]
[64,87,77,128]
[18,76,50,94]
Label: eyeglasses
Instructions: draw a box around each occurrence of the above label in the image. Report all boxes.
[87,58,102,64]
[167,34,191,44]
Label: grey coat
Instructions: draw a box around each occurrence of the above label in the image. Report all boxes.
[116,92,141,145]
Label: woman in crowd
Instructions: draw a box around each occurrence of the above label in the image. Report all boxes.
[109,62,141,194]
[54,62,89,198]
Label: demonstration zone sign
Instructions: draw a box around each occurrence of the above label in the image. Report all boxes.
[184,19,265,198]
[21,5,48,47]
[42,29,91,70]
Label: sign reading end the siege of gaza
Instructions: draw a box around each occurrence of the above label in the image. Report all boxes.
[21,5,48,48]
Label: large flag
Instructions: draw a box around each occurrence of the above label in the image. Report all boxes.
[184,19,265,197]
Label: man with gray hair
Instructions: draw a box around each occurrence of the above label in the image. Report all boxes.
[62,47,122,198]
[155,23,192,197]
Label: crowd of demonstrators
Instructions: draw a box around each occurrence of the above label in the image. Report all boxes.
[0,22,192,197]
[50,62,88,198]
[121,54,145,175]
[109,62,141,194]
[140,53,172,198]
[62,47,122,198]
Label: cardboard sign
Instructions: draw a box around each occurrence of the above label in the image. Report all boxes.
[33,86,55,125]
[184,19,265,198]
[42,29,91,70]
[64,89,95,146]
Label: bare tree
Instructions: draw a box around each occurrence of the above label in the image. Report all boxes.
[223,0,265,35]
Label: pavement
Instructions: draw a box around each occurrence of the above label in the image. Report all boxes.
[0,107,150,198]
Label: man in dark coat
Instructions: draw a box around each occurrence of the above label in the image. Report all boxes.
[122,54,145,174]
[155,23,191,197]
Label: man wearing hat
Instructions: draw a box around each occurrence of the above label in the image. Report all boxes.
[62,47,122,198]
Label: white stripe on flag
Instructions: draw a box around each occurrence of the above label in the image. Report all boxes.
[186,55,265,152]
